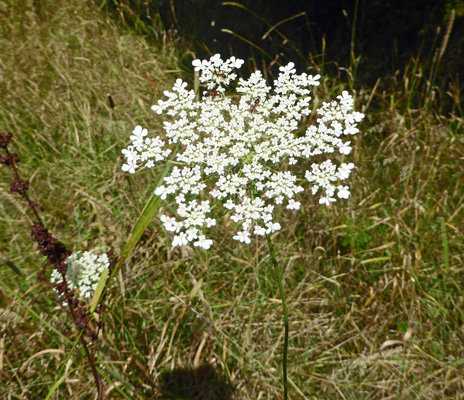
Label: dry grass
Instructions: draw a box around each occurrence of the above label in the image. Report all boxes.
[1,1,463,399]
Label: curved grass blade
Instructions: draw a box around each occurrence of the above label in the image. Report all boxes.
[105,147,178,293]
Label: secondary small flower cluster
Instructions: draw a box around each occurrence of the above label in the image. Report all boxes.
[51,251,109,300]
[121,55,364,249]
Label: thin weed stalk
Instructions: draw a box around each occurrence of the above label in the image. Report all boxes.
[0,132,105,399]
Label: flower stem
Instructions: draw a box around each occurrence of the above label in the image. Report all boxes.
[266,234,288,400]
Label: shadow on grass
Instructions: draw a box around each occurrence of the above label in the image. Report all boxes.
[159,364,234,400]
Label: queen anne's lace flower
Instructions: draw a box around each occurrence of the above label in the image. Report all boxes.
[121,54,364,249]
[51,251,109,300]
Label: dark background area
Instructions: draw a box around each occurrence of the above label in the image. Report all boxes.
[163,0,459,69]
[110,0,463,112]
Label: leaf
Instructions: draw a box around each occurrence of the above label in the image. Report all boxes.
[188,278,203,300]
[360,256,391,265]
[103,148,177,297]
[89,267,109,314]
[45,371,70,400]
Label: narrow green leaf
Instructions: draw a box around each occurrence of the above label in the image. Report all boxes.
[45,369,73,400]
[188,278,203,300]
[109,191,163,282]
[360,256,391,265]
[103,148,178,298]
[0,281,72,345]
[47,331,84,400]
[89,267,109,314]
[440,217,450,272]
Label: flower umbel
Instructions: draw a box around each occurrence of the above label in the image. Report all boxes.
[51,250,110,300]
[122,55,364,248]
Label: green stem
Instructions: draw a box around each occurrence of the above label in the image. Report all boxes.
[266,234,288,400]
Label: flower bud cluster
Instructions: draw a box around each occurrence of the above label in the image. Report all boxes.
[121,55,364,249]
[51,251,109,300]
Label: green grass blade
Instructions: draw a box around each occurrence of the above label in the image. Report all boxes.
[45,369,75,400]
[0,280,73,346]
[440,217,450,273]
[89,266,109,314]
[107,148,178,289]
[46,330,84,400]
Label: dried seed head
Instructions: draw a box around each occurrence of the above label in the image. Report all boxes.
[0,133,13,149]
[10,179,29,195]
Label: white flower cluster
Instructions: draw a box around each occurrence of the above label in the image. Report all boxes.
[193,54,244,92]
[51,251,109,300]
[121,55,364,249]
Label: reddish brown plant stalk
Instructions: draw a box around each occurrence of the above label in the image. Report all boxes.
[1,132,106,399]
